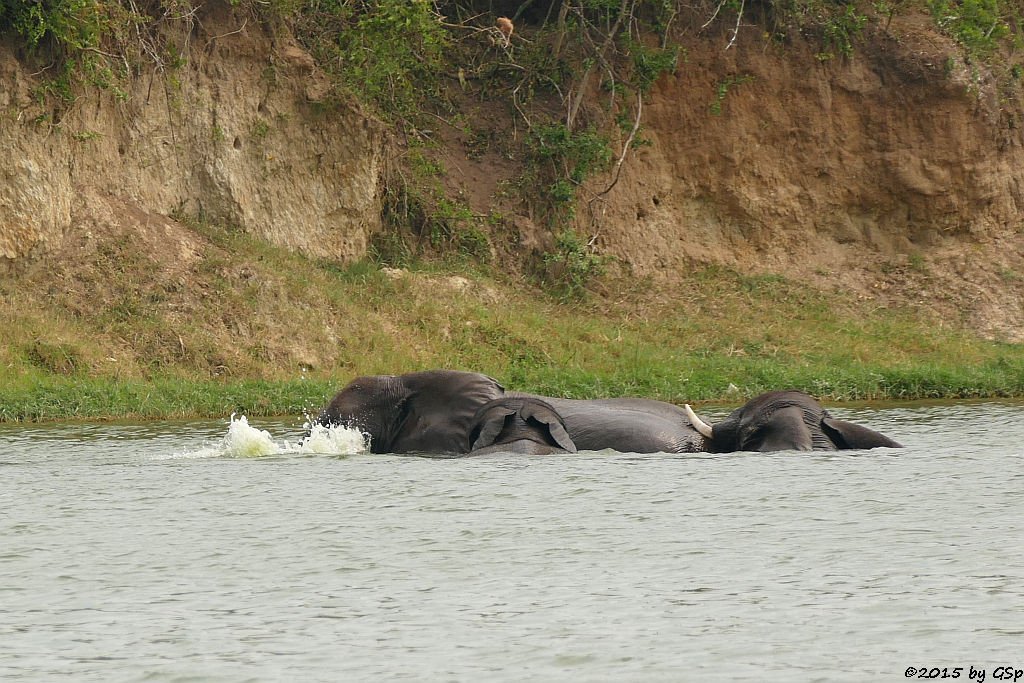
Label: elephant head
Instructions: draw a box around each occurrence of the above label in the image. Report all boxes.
[315,369,505,454]
[468,396,577,455]
[684,390,902,452]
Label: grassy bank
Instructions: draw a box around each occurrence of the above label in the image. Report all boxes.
[1,220,1022,422]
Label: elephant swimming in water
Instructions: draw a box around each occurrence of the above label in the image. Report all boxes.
[314,371,901,455]
[683,390,903,452]
[314,370,704,455]
[508,393,706,453]
[468,396,577,455]
[314,369,504,454]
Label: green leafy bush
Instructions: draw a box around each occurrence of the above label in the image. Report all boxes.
[926,0,1010,54]
[2,0,119,51]
[295,0,448,122]
[623,38,681,94]
[823,5,868,58]
[541,229,607,299]
[530,123,612,217]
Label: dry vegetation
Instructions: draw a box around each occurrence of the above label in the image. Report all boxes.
[2,214,1022,421]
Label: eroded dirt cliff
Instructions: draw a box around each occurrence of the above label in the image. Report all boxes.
[430,11,1024,341]
[0,3,384,271]
[2,4,1023,345]
[587,16,1024,341]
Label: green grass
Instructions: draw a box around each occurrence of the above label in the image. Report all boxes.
[1,220,1023,422]
[0,375,332,422]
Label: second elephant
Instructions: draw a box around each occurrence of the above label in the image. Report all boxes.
[509,393,707,453]
[468,396,577,455]
[684,390,903,452]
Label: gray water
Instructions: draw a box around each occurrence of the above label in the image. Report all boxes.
[2,402,1023,682]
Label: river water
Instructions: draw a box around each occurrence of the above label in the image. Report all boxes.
[2,402,1023,681]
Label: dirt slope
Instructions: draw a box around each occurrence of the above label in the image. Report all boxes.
[0,3,384,273]
[426,11,1024,341]
[584,16,1024,341]
[2,6,1023,343]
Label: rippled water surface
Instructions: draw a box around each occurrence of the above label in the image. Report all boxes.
[2,403,1023,681]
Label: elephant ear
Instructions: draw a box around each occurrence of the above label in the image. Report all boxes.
[470,405,516,450]
[751,405,814,451]
[822,416,903,449]
[520,401,577,453]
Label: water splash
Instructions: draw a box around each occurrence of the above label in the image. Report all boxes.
[300,421,369,454]
[184,414,368,458]
[222,415,280,457]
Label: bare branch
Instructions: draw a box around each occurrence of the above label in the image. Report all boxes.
[593,93,642,199]
[567,0,631,130]
[726,0,745,49]
[207,17,249,43]
[701,0,730,31]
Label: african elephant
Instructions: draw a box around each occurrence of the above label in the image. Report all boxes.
[683,389,903,452]
[314,369,505,454]
[508,393,706,453]
[468,396,577,455]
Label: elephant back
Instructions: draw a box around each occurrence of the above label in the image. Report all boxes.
[509,393,705,453]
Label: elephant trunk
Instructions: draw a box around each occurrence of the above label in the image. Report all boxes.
[684,404,714,439]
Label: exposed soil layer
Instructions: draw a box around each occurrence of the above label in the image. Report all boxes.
[593,17,1024,342]
[0,4,384,272]
[436,13,1024,342]
[2,6,1023,346]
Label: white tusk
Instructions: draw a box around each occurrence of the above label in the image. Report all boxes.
[684,404,714,439]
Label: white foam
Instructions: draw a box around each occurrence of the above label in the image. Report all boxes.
[299,421,369,454]
[222,414,280,457]
[181,414,369,458]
